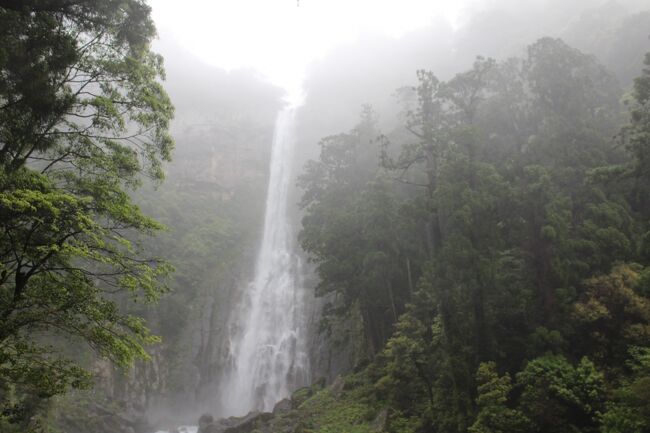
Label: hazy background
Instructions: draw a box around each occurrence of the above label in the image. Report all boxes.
[119,0,650,424]
[149,0,650,166]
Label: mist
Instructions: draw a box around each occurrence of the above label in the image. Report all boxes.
[1,1,649,433]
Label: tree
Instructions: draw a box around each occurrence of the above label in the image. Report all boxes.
[618,51,650,260]
[516,355,606,433]
[469,362,530,433]
[0,1,173,429]
[572,264,650,367]
[297,38,648,433]
[601,347,650,433]
[300,108,419,354]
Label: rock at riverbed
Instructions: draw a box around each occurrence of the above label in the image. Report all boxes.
[196,411,275,433]
[223,411,273,433]
[272,398,292,415]
[198,413,218,433]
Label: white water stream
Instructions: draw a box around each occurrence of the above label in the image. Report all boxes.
[217,106,310,416]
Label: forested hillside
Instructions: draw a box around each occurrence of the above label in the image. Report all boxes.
[1,1,649,433]
[295,38,650,433]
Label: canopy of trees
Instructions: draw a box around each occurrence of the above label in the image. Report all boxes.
[299,38,650,433]
[0,1,173,430]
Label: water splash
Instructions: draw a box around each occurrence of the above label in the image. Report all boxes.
[217,106,310,415]
[155,428,197,433]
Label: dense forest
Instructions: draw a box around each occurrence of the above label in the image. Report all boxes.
[296,39,650,433]
[1,1,650,433]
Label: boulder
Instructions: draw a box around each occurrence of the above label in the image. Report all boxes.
[272,398,292,415]
[222,411,273,433]
[198,413,217,433]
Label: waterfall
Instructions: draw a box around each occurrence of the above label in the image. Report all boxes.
[217,106,310,416]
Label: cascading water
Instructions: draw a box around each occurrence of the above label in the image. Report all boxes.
[217,105,310,416]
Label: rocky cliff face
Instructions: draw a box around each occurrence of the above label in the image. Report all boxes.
[53,49,289,429]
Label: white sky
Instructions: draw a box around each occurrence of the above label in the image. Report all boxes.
[149,0,473,100]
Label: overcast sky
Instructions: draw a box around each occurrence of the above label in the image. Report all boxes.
[149,0,649,102]
[149,0,478,98]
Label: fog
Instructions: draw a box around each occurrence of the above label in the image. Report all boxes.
[3,1,649,432]
[147,0,650,427]
[152,0,650,164]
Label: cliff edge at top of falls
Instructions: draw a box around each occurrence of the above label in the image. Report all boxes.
[184,371,388,433]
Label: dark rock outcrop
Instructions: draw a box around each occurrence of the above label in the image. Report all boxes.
[198,413,217,433]
[272,398,292,415]
[223,411,273,433]
[195,411,277,433]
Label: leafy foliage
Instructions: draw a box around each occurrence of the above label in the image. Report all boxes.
[299,39,650,433]
[0,1,173,429]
